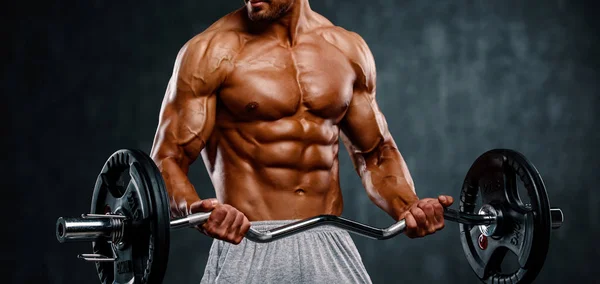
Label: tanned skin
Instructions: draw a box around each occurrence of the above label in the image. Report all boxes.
[150,0,454,245]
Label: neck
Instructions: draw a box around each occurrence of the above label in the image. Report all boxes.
[248,0,312,46]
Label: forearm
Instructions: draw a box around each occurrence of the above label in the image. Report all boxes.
[351,139,418,220]
[151,147,201,213]
[158,157,199,199]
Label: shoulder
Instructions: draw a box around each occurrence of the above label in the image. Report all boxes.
[315,26,373,63]
[171,11,248,93]
[305,11,370,58]
[177,10,247,69]
[314,26,376,90]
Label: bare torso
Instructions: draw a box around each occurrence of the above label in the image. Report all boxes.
[202,10,357,220]
[152,0,447,245]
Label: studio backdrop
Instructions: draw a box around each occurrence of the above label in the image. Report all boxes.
[4,0,598,283]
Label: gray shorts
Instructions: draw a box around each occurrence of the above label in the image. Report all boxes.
[200,220,373,284]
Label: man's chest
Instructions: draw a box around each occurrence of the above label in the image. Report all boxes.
[218,38,356,122]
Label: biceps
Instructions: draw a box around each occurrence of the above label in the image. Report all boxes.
[151,86,217,164]
[340,91,390,154]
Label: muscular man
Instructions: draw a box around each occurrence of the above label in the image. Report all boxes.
[150,0,453,282]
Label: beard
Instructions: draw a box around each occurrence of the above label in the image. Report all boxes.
[247,0,294,21]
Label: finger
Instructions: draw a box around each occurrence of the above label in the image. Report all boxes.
[240,217,251,235]
[170,203,180,219]
[409,206,428,237]
[228,212,245,244]
[169,196,180,218]
[216,206,238,243]
[410,205,428,228]
[438,195,454,207]
[216,206,238,239]
[426,198,443,216]
[424,199,440,223]
[417,202,436,234]
[202,205,228,236]
[428,199,445,230]
[235,217,250,244]
[190,198,219,213]
[418,201,435,220]
[404,213,418,238]
[177,199,189,217]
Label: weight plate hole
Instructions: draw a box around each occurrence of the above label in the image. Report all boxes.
[102,166,133,198]
[500,249,520,274]
[57,223,64,238]
[515,174,531,206]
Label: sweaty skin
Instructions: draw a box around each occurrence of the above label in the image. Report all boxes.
[151,0,453,244]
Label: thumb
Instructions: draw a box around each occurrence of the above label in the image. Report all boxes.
[190,198,219,213]
[438,195,454,207]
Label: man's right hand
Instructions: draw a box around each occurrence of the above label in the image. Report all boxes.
[186,198,251,245]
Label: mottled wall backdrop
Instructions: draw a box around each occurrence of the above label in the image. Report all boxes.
[5,0,598,283]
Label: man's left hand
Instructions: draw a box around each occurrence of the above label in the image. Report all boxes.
[400,195,454,238]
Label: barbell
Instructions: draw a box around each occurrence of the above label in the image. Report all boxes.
[55,148,563,284]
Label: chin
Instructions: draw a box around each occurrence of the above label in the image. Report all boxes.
[247,10,273,21]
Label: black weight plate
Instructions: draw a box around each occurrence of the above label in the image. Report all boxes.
[459,149,551,284]
[90,149,170,284]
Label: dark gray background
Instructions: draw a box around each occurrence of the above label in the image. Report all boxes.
[4,0,599,283]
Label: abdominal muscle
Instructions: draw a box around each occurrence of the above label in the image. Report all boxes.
[201,115,345,221]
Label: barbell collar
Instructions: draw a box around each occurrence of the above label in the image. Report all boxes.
[443,208,497,226]
[56,216,124,243]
